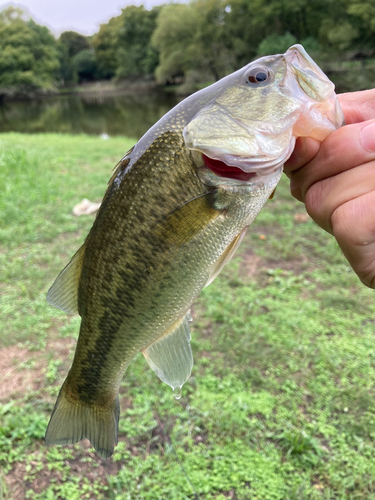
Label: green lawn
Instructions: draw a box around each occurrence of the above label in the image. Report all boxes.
[1,133,375,500]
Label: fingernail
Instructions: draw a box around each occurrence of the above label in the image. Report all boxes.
[361,121,375,151]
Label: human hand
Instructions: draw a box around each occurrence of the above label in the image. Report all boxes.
[284,89,375,288]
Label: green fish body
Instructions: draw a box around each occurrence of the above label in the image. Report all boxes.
[45,45,344,458]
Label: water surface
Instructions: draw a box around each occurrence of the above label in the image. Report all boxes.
[0,90,180,140]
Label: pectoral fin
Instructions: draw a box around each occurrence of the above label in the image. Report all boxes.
[155,191,222,247]
[46,245,85,314]
[142,313,193,390]
[205,226,248,287]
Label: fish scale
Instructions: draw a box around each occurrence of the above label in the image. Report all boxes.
[45,44,344,458]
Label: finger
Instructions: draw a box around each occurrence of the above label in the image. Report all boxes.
[285,89,375,174]
[290,119,375,202]
[339,89,375,125]
[284,137,320,176]
[305,160,375,234]
[332,190,375,288]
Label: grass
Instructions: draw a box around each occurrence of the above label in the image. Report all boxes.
[1,132,375,499]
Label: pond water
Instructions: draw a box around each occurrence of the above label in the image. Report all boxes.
[0,90,180,140]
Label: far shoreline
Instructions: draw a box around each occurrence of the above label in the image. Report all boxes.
[0,79,192,104]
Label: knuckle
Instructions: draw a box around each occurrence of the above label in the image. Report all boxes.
[304,181,324,219]
[289,176,303,202]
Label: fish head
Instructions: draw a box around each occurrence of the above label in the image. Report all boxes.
[183,44,344,182]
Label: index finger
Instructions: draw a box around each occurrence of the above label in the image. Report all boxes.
[284,136,320,176]
[338,89,375,125]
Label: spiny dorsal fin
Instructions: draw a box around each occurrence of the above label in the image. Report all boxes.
[142,312,193,391]
[205,226,248,287]
[155,191,222,248]
[46,245,85,314]
[107,146,135,189]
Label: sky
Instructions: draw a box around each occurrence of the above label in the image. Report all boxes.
[1,0,174,36]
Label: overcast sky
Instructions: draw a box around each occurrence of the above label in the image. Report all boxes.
[2,0,175,36]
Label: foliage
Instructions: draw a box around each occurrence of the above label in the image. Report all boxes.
[152,4,200,83]
[92,15,122,79]
[115,6,160,79]
[1,133,375,498]
[152,0,375,91]
[93,6,160,81]
[72,49,98,82]
[1,0,375,95]
[258,33,298,57]
[0,7,60,97]
[58,31,93,84]
[59,31,90,59]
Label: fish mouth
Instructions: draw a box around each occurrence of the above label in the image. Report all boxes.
[201,154,257,182]
[197,136,296,182]
[199,150,288,185]
[283,45,345,137]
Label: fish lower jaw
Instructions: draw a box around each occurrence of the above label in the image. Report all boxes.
[197,152,282,189]
[198,164,282,194]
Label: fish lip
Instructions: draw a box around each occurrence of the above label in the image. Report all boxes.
[283,44,345,133]
[283,44,334,99]
[192,136,296,177]
[199,139,294,180]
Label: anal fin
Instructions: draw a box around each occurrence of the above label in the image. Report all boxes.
[142,313,193,390]
[46,245,85,314]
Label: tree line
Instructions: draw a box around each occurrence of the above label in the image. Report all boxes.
[0,0,374,99]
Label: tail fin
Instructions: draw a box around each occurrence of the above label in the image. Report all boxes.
[45,380,119,459]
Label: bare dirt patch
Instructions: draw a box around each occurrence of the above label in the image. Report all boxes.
[0,336,76,402]
[46,336,76,362]
[240,252,263,278]
[0,346,45,401]
[5,443,123,500]
[263,256,312,275]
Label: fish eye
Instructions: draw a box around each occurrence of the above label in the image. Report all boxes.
[246,67,271,84]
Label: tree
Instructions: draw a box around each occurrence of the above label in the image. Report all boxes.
[73,49,98,82]
[152,0,233,84]
[0,6,60,97]
[58,31,91,84]
[116,6,160,79]
[93,6,159,80]
[93,15,122,79]
[152,4,199,83]
[59,31,90,59]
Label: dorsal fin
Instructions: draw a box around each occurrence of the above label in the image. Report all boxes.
[46,245,85,314]
[107,146,134,190]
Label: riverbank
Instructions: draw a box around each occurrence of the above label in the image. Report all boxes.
[3,54,375,106]
[1,133,375,499]
[1,78,162,104]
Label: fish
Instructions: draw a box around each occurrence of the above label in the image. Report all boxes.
[45,45,344,459]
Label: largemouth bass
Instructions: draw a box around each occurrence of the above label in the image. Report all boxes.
[45,45,344,458]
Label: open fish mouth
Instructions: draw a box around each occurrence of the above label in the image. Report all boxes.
[198,135,296,177]
[201,154,258,182]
